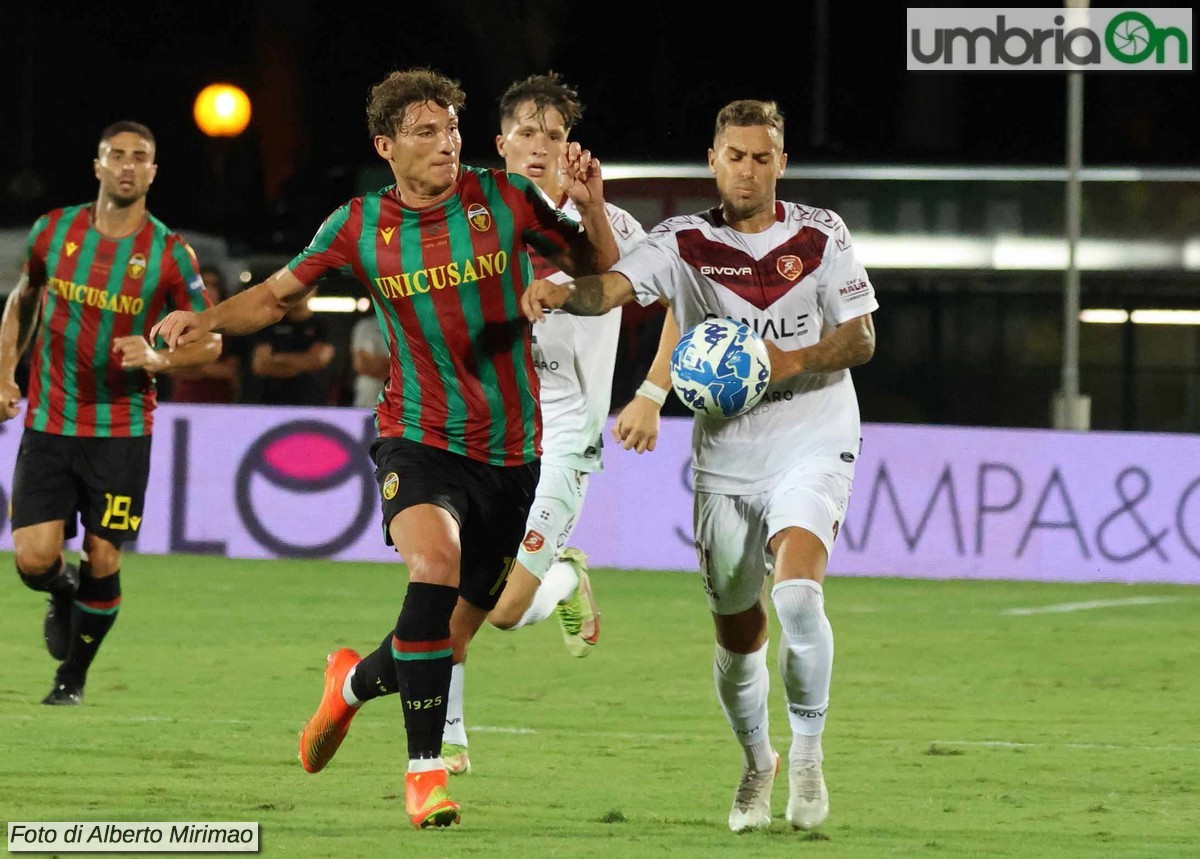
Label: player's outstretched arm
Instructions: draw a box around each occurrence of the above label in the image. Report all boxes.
[613,307,679,454]
[765,313,875,382]
[113,333,222,374]
[152,267,314,351]
[521,271,635,322]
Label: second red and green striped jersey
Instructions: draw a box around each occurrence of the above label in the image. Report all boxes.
[20,204,212,437]
[288,166,583,466]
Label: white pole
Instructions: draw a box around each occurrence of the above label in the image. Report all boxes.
[1057,1,1091,430]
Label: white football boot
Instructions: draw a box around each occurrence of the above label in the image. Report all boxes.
[728,751,778,832]
[786,761,829,830]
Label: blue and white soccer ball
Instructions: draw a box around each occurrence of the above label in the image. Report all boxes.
[670,317,771,418]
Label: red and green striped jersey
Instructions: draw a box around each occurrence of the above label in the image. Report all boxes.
[289,166,583,466]
[21,204,212,437]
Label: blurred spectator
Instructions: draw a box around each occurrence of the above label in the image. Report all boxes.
[350,315,389,409]
[168,267,243,404]
[251,292,335,406]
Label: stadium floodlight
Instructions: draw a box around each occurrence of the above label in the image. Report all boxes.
[854,235,1184,271]
[308,296,358,313]
[194,84,252,138]
[1130,309,1200,325]
[1078,309,1129,324]
[1079,309,1200,325]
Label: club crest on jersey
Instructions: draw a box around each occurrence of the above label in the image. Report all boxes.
[380,226,396,246]
[777,255,804,282]
[522,530,545,552]
[127,253,147,280]
[467,203,491,232]
[382,472,399,500]
[65,241,79,257]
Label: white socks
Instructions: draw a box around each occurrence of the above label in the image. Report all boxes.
[772,579,834,748]
[713,641,774,772]
[408,758,443,773]
[514,559,579,628]
[443,662,468,746]
[341,667,360,708]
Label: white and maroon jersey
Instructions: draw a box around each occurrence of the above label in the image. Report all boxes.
[611,201,878,494]
[529,197,647,471]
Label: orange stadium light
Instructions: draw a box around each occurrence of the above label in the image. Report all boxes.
[193,83,252,138]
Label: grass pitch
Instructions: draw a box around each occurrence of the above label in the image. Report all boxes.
[2,553,1197,857]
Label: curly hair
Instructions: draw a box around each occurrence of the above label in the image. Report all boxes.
[714,100,785,145]
[498,71,584,133]
[366,67,467,138]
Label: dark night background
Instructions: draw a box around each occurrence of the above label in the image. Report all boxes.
[1,2,1195,251]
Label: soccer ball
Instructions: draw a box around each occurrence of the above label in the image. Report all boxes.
[670,317,770,418]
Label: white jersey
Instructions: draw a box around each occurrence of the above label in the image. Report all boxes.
[611,202,878,495]
[531,198,647,471]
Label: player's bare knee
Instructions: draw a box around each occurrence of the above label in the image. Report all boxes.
[487,608,521,631]
[13,544,59,577]
[403,545,460,584]
[713,603,769,653]
[82,534,122,577]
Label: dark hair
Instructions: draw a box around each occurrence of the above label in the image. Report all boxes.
[498,71,584,132]
[99,120,156,149]
[366,67,466,138]
[714,100,785,145]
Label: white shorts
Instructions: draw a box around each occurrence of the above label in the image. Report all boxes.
[693,471,852,615]
[516,463,590,580]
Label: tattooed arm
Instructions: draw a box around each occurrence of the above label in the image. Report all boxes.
[521,271,635,321]
[764,313,875,382]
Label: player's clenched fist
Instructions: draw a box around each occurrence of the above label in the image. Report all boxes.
[150,310,204,351]
[0,379,21,422]
[521,279,574,323]
[112,336,167,372]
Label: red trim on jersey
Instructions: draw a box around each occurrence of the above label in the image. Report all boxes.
[675,226,829,311]
[23,208,66,422]
[417,204,480,451]
[130,230,183,434]
[528,244,560,281]
[468,174,537,460]
[43,209,93,435]
[371,196,450,449]
[341,201,411,420]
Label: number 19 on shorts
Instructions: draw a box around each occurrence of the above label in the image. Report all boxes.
[101,493,140,532]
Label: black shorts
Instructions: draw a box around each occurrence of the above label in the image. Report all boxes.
[370,436,539,611]
[11,428,153,546]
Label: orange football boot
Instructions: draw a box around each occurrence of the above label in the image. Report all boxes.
[298,648,361,773]
[405,768,461,828]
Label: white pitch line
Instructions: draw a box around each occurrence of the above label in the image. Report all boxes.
[471,725,537,735]
[933,739,1200,753]
[1002,596,1179,616]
